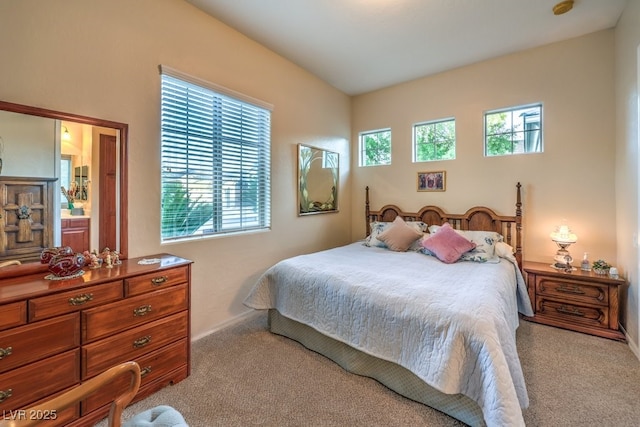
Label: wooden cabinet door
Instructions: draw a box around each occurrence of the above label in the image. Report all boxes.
[0,177,56,263]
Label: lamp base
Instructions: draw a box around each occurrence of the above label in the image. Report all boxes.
[551,263,575,272]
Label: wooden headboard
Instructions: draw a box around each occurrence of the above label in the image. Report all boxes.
[365,183,523,270]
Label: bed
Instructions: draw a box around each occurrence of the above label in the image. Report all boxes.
[244,183,534,427]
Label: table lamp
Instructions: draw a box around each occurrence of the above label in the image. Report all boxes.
[550,223,577,270]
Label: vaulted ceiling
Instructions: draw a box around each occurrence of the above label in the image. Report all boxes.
[187,0,626,95]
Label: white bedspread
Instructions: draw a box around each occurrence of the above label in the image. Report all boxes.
[244,243,534,427]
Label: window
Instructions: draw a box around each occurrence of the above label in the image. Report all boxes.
[413,118,456,162]
[160,66,272,242]
[484,103,542,156]
[359,129,391,166]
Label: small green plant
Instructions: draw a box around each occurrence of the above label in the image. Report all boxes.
[592,259,611,271]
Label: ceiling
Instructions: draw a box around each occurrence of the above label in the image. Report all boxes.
[186,0,627,96]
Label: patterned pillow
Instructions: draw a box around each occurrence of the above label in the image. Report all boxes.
[421,223,476,264]
[427,225,503,263]
[376,216,423,252]
[364,219,428,251]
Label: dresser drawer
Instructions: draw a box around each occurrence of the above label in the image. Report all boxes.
[0,313,79,374]
[82,283,188,343]
[82,311,188,379]
[14,386,81,427]
[28,280,124,322]
[0,349,80,411]
[0,302,26,332]
[536,297,609,330]
[125,265,189,297]
[83,339,188,413]
[535,276,608,306]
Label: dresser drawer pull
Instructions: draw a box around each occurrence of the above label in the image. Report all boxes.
[151,276,169,286]
[140,366,152,378]
[0,346,12,360]
[0,389,12,403]
[556,285,585,295]
[133,305,152,317]
[557,305,585,317]
[133,335,152,349]
[69,293,94,306]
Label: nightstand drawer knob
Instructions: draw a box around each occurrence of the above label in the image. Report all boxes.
[557,305,585,317]
[556,285,585,295]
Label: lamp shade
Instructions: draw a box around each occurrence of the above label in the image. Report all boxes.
[550,224,577,244]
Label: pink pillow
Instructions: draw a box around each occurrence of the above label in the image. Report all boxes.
[421,223,476,263]
[377,216,423,252]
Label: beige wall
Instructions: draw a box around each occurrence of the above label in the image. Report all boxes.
[614,0,640,355]
[352,31,617,266]
[0,0,352,339]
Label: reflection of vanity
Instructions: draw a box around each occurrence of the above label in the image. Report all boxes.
[61,216,90,253]
[0,99,128,266]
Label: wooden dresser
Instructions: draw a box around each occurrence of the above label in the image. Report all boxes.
[523,261,626,341]
[0,253,192,426]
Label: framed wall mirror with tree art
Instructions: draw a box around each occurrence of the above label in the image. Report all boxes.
[297,144,338,216]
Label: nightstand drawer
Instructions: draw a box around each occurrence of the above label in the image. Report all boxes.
[536,297,609,330]
[535,276,608,306]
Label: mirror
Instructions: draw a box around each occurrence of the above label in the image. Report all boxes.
[298,144,338,215]
[0,100,128,276]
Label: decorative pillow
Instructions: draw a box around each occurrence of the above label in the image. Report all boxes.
[495,241,516,261]
[376,216,424,252]
[428,225,503,263]
[364,219,428,250]
[421,223,476,264]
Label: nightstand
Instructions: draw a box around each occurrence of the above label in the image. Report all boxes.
[523,261,626,341]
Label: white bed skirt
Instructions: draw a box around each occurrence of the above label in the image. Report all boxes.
[268,309,485,427]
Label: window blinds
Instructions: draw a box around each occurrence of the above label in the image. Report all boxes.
[160,69,271,241]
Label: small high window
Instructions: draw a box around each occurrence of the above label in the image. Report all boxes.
[359,129,391,167]
[484,104,542,156]
[413,118,456,162]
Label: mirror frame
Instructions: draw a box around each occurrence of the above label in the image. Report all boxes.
[297,143,339,216]
[0,100,128,278]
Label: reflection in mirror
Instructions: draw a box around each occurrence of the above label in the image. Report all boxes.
[0,100,128,278]
[298,144,338,215]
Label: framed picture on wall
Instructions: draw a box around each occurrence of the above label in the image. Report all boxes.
[417,171,446,192]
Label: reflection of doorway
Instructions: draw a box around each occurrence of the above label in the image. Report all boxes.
[99,134,117,251]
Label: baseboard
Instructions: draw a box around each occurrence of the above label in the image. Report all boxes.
[619,323,640,361]
[191,309,263,342]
